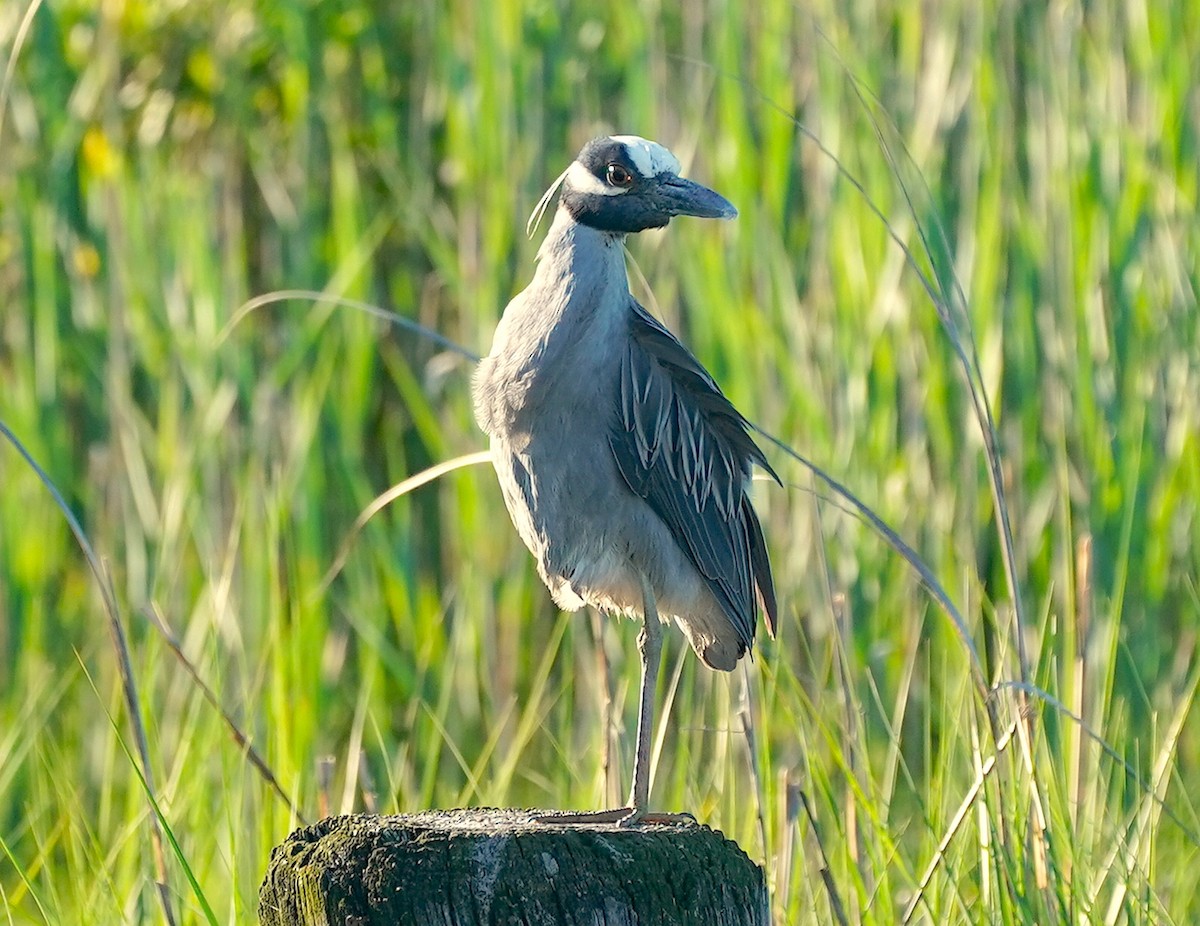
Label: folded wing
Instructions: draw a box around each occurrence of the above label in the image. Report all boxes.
[609,301,778,651]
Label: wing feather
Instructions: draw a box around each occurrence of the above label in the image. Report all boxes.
[609,301,778,651]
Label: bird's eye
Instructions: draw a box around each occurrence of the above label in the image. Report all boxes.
[606,164,632,186]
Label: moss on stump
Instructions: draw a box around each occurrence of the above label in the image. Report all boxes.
[258,809,769,925]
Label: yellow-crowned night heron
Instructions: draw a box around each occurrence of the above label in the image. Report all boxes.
[473,135,777,822]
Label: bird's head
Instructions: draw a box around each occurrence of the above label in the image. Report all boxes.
[553,135,738,234]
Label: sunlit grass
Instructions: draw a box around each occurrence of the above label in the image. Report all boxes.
[2,0,1198,923]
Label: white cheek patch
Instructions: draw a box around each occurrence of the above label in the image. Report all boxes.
[564,160,625,196]
[611,135,681,177]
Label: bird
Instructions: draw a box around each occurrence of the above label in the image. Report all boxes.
[472,135,778,823]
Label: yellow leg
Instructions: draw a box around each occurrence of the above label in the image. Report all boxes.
[628,571,661,813]
[534,575,693,827]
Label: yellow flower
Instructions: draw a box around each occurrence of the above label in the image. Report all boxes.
[72,242,102,279]
[81,126,121,179]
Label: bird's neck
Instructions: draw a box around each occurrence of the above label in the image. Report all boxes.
[532,206,627,297]
[502,205,632,375]
[474,205,633,435]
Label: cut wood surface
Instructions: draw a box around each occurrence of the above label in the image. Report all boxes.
[258,809,769,925]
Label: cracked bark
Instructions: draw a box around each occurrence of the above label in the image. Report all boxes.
[258,809,769,925]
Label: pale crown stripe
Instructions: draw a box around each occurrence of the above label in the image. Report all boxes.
[610,136,681,178]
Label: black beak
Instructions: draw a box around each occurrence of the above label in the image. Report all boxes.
[652,175,738,220]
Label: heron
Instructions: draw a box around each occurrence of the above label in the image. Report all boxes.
[472,135,777,823]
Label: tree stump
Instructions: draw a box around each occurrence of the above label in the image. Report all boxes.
[258,809,769,925]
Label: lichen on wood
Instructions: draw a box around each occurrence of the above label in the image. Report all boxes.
[258,809,769,925]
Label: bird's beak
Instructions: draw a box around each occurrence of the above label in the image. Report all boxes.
[654,175,738,220]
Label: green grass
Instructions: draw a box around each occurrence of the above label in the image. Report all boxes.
[2,0,1199,922]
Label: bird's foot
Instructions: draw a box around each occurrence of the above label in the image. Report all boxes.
[533,807,697,827]
[616,807,698,828]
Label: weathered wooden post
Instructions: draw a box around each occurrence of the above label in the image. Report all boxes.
[259,809,769,925]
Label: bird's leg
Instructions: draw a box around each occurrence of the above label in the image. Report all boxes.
[532,577,694,827]
[614,574,693,826]
[628,571,662,813]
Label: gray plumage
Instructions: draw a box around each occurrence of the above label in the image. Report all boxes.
[473,135,777,676]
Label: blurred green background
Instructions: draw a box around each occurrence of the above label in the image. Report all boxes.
[1,0,1198,922]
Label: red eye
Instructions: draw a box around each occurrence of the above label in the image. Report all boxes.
[606,164,632,186]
